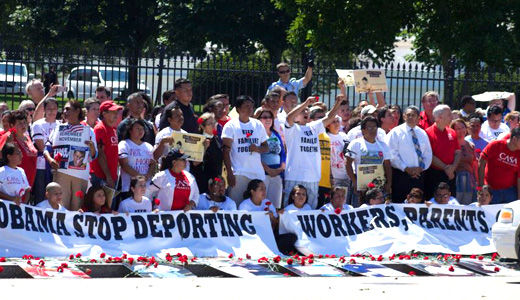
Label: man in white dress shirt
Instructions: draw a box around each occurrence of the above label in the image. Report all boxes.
[385,106,432,202]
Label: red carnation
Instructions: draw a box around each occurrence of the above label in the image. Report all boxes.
[265,201,272,206]
[75,190,84,199]
[283,273,290,276]
[214,177,222,183]
[286,258,294,265]
[154,198,161,206]
[246,254,251,259]
[470,254,477,259]
[448,265,454,272]
[408,271,416,276]
[8,127,17,135]
[424,256,429,260]
[228,253,234,259]
[334,207,342,214]
[264,207,269,211]
[476,186,482,192]
[0,266,3,273]
[85,268,92,275]
[100,253,106,259]
[308,259,314,264]
[57,266,63,273]
[273,256,281,263]
[478,256,484,260]
[69,254,74,260]
[245,132,252,138]
[39,260,45,267]
[76,253,82,258]
[0,257,5,262]
[197,117,204,125]
[491,252,498,261]
[127,257,134,265]
[89,259,97,263]
[54,152,63,163]
[367,182,376,189]
[494,266,500,272]
[61,263,68,268]
[377,255,383,261]
[315,96,320,101]
[349,258,356,264]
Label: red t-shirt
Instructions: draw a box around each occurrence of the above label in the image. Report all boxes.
[481,139,520,190]
[425,125,460,170]
[14,135,37,186]
[169,170,191,210]
[90,121,118,181]
[418,111,434,130]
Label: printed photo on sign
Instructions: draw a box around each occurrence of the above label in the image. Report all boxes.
[53,145,70,169]
[353,70,387,93]
[336,69,355,86]
[171,132,205,162]
[68,146,88,170]
[356,164,385,190]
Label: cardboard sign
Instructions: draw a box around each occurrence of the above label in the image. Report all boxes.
[356,164,385,190]
[336,69,388,93]
[171,132,206,162]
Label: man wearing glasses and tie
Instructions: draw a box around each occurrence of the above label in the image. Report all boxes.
[266,62,313,97]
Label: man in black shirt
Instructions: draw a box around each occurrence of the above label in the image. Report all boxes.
[117,92,156,145]
[159,78,198,133]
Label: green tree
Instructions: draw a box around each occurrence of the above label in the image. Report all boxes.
[273,0,416,62]
[160,0,291,62]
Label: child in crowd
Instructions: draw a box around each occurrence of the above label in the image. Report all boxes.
[119,176,154,213]
[197,176,236,212]
[79,185,113,214]
[36,182,67,211]
[320,186,353,212]
[360,187,386,207]
[405,188,424,204]
[471,185,492,206]
[0,143,31,204]
[428,182,460,205]
[281,184,312,213]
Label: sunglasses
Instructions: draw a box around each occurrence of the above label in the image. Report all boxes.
[278,69,290,74]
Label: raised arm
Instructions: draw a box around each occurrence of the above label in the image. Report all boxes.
[286,96,316,127]
[301,66,313,87]
[322,95,344,127]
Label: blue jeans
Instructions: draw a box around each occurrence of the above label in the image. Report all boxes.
[490,186,517,204]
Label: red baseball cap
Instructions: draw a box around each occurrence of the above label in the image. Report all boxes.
[99,101,123,114]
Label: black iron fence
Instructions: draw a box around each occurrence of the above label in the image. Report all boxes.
[1,46,520,112]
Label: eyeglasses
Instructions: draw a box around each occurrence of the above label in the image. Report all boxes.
[278,69,290,74]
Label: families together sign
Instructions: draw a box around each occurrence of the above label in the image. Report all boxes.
[0,201,502,258]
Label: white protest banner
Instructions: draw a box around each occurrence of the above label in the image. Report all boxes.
[0,200,279,258]
[280,204,503,256]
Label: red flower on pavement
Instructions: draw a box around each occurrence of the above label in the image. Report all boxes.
[408,271,416,276]
[0,266,3,273]
[27,260,32,265]
[287,258,294,265]
[273,256,281,263]
[423,256,429,260]
[61,263,68,268]
[308,259,314,264]
[494,266,500,272]
[448,265,454,272]
[127,257,134,265]
[246,254,251,259]
[283,273,290,277]
[0,257,5,262]
[318,254,323,259]
[89,259,97,263]
[39,260,45,267]
[334,208,342,214]
[100,253,106,259]
[491,253,498,261]
[367,182,376,189]
[57,266,63,273]
[76,253,82,258]
[228,253,234,259]
[470,254,477,259]
[377,255,383,262]
[69,254,74,260]
[75,190,84,199]
[478,256,484,260]
[349,258,356,264]
[85,268,92,275]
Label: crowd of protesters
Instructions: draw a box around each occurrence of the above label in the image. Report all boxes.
[0,62,516,253]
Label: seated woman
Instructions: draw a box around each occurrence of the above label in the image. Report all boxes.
[320,186,353,212]
[404,188,424,204]
[36,182,66,211]
[79,185,113,214]
[470,185,493,207]
[0,143,31,204]
[281,184,312,212]
[360,187,386,207]
[239,179,296,255]
[197,175,236,212]
[119,176,154,213]
[147,149,199,211]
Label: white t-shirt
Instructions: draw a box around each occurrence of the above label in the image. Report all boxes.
[428,197,461,205]
[320,203,353,211]
[197,194,237,211]
[118,196,153,213]
[47,123,97,181]
[345,125,386,143]
[222,118,268,180]
[118,140,154,192]
[329,132,349,180]
[36,200,67,211]
[346,137,391,173]
[239,198,278,218]
[284,203,312,212]
[31,119,58,170]
[0,166,30,200]
[284,120,325,182]
[480,121,509,141]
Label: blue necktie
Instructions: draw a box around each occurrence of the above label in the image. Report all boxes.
[410,128,425,169]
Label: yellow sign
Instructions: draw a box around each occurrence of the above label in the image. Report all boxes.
[171,132,206,162]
